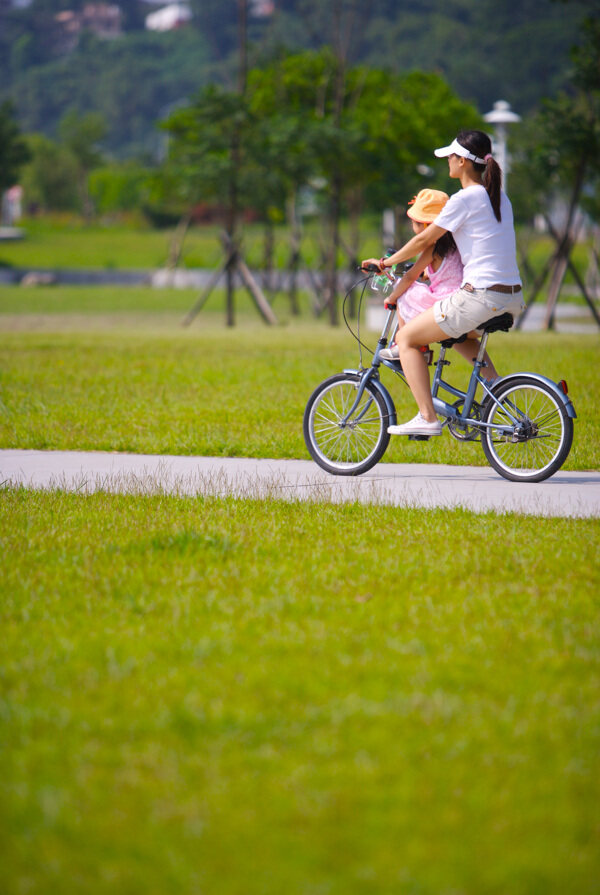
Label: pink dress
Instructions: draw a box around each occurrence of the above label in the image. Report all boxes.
[397,250,463,322]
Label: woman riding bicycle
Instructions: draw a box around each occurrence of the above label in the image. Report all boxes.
[362,129,526,437]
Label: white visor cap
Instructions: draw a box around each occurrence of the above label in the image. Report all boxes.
[434,138,488,165]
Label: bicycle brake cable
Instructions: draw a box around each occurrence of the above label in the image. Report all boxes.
[342,275,376,366]
[342,275,409,389]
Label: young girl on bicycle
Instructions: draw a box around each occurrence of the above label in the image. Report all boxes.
[378,188,463,362]
[362,129,525,437]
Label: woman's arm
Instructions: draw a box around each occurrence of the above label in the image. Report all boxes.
[383,224,447,267]
[362,224,448,271]
[386,246,434,303]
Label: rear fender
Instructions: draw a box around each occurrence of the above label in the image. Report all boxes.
[491,373,577,419]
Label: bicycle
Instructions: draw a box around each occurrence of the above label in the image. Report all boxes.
[303,266,576,482]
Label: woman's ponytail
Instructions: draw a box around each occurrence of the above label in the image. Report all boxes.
[456,130,503,222]
[482,155,502,222]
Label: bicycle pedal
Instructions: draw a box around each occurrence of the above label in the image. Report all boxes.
[408,434,431,441]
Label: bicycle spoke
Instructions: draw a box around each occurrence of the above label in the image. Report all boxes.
[305,377,390,472]
[483,380,570,480]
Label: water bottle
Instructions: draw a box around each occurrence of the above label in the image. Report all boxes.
[371,249,396,294]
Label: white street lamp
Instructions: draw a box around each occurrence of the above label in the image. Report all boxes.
[483,100,521,188]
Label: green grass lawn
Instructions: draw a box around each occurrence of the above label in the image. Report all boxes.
[0,284,196,315]
[0,216,386,272]
[0,218,178,270]
[0,290,598,468]
[1,488,599,895]
[0,282,315,322]
[1,274,599,893]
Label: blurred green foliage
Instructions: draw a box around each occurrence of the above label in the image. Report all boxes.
[0,0,591,159]
[0,100,30,195]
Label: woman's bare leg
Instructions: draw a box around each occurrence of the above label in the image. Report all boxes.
[452,334,498,380]
[395,308,449,422]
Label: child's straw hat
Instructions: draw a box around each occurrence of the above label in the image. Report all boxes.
[407,188,449,223]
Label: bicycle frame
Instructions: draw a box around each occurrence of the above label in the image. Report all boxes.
[305,272,577,482]
[430,339,517,434]
[342,303,576,437]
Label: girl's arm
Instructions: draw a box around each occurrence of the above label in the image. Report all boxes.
[386,247,434,303]
[362,224,448,271]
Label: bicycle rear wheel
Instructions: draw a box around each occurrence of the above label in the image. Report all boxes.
[481,376,573,482]
[303,374,391,475]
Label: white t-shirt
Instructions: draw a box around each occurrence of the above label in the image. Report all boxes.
[434,185,521,288]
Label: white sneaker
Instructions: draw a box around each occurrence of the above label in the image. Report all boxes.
[388,412,442,436]
[379,346,400,362]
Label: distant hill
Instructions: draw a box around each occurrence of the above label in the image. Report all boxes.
[0,0,591,159]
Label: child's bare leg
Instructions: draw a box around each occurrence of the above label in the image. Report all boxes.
[393,312,406,344]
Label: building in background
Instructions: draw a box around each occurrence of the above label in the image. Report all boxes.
[54,4,123,52]
[145,3,192,32]
[249,0,274,16]
[1,185,23,226]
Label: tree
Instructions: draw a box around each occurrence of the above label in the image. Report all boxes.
[0,101,30,195]
[59,109,106,220]
[247,48,356,322]
[513,15,600,329]
[242,109,313,312]
[248,50,481,322]
[163,48,482,326]
[2,0,589,161]
[163,84,277,326]
[20,133,79,212]
[187,0,238,61]
[88,162,151,217]
[279,1,369,324]
[5,30,210,160]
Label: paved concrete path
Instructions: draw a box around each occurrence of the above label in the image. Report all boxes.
[2,449,599,518]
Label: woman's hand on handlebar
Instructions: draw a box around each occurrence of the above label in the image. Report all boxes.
[361,257,383,272]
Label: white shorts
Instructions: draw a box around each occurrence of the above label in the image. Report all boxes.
[433,285,526,339]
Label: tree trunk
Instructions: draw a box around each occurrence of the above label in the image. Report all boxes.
[326,1,348,327]
[286,192,301,316]
[326,171,342,326]
[81,171,94,224]
[167,210,192,269]
[543,156,587,329]
[346,186,363,317]
[225,169,238,328]
[224,0,248,327]
[263,220,275,297]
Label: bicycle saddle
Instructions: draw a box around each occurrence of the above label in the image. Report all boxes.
[478,312,514,333]
[440,312,514,347]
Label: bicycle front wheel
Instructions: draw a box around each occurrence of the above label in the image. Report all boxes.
[303,374,391,475]
[481,376,573,482]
